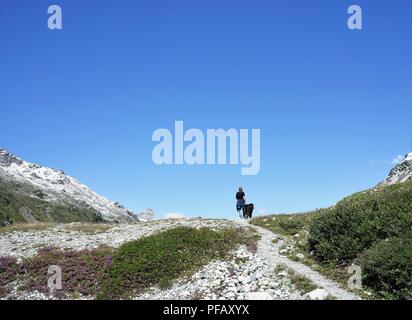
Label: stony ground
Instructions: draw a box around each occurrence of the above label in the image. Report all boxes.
[134,245,304,300]
[0,218,359,300]
[0,219,232,259]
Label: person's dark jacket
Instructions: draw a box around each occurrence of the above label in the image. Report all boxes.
[236,191,245,200]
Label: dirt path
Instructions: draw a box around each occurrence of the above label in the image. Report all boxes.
[236,219,359,300]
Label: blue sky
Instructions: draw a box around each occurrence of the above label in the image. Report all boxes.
[0,0,411,218]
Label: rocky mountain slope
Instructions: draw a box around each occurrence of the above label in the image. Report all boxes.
[379,152,412,186]
[0,149,147,225]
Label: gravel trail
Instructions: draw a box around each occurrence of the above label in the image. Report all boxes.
[237,219,359,300]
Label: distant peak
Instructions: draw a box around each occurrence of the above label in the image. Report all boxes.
[0,148,23,166]
[0,147,140,222]
[379,151,412,186]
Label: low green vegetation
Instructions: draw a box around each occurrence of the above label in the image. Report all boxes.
[63,223,114,234]
[360,235,412,299]
[0,226,259,299]
[0,222,113,235]
[287,269,318,294]
[20,245,114,298]
[0,256,21,297]
[0,223,55,234]
[98,226,259,299]
[274,264,287,274]
[251,210,326,236]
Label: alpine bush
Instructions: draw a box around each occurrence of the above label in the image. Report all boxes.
[308,181,412,263]
[360,235,412,299]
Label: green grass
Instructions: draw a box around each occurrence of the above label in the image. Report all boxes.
[98,226,259,299]
[0,222,55,234]
[63,223,114,234]
[251,210,327,236]
[0,222,113,235]
[274,264,287,273]
[287,269,318,294]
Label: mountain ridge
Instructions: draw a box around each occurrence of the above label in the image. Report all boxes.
[0,148,150,225]
[378,152,412,186]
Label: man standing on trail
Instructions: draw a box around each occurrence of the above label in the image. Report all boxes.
[236,187,246,218]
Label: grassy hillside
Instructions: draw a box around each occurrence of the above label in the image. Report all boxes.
[0,178,103,226]
[308,181,412,264]
[251,209,328,236]
[252,181,412,299]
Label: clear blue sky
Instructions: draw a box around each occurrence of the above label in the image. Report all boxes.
[1,0,411,218]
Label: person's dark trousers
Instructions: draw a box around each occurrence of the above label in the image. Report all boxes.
[236,200,246,218]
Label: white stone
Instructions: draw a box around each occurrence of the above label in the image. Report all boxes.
[279,249,288,255]
[277,271,288,278]
[245,292,272,300]
[296,253,305,260]
[308,289,328,300]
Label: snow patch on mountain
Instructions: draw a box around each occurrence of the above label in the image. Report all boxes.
[0,149,144,222]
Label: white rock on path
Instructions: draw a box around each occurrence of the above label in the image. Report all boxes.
[296,253,305,260]
[308,289,329,300]
[245,292,272,300]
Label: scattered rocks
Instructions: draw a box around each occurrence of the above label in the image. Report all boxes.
[134,246,304,301]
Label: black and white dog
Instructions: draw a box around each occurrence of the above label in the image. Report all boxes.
[242,204,254,219]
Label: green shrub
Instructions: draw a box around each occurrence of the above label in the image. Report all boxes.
[360,235,412,299]
[308,181,412,263]
[98,226,257,299]
[277,219,305,235]
[287,269,318,294]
